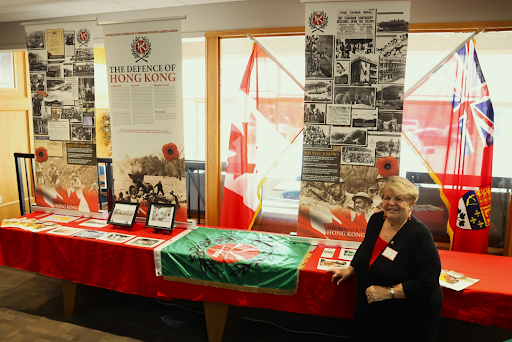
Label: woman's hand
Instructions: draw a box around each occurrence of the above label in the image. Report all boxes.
[365,285,392,304]
[326,266,354,285]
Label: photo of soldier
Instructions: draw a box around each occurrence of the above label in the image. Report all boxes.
[306,35,333,78]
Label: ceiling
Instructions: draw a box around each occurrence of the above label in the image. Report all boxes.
[0,0,244,23]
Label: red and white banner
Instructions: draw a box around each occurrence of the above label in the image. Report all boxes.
[102,19,187,222]
[25,20,99,213]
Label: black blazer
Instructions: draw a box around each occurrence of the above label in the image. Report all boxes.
[350,211,443,342]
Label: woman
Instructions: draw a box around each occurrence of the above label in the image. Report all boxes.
[328,176,443,342]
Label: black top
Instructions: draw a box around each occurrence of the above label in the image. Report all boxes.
[350,211,443,342]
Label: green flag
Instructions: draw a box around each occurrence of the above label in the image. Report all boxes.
[160,227,311,295]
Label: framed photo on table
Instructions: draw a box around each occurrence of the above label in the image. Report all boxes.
[145,203,176,232]
[107,202,139,228]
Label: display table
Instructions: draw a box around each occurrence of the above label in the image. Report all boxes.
[1,212,511,342]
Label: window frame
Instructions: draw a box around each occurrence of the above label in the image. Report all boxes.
[204,21,512,256]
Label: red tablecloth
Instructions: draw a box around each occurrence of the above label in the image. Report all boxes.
[1,212,511,329]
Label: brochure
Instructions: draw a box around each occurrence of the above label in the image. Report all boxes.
[72,229,106,239]
[47,227,83,236]
[439,269,479,291]
[317,257,349,271]
[98,233,136,243]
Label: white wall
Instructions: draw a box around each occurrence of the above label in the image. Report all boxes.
[1,0,511,50]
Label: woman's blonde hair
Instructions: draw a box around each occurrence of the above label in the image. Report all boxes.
[378,176,419,203]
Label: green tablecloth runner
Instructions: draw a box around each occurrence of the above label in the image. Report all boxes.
[160,227,311,295]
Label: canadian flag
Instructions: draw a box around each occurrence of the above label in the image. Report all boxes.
[220,43,303,229]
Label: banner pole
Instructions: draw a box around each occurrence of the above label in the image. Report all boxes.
[247,33,305,91]
[404,29,483,98]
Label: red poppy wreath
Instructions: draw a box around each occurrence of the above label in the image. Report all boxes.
[376,156,398,178]
[162,143,179,161]
[35,146,49,163]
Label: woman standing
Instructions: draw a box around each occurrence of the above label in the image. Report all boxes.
[328,176,443,341]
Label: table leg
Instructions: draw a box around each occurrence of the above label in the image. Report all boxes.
[62,280,106,317]
[204,301,243,342]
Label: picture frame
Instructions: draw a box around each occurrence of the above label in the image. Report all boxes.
[107,202,139,228]
[145,203,176,231]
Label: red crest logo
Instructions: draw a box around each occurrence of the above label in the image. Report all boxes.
[76,29,91,47]
[206,243,260,263]
[308,11,328,33]
[131,36,151,63]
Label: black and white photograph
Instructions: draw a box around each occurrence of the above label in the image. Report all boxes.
[98,233,136,243]
[368,132,401,158]
[73,61,94,76]
[377,110,402,132]
[326,104,351,125]
[379,57,406,84]
[47,61,63,78]
[50,107,62,121]
[352,109,378,129]
[32,94,45,117]
[71,124,93,141]
[376,34,408,57]
[79,77,95,101]
[304,103,326,124]
[44,99,63,109]
[82,102,95,114]
[126,237,165,248]
[377,12,409,32]
[303,124,331,149]
[67,39,76,59]
[47,78,73,103]
[63,63,73,77]
[375,84,404,110]
[73,48,94,61]
[107,202,140,227]
[334,60,349,84]
[336,38,373,59]
[341,146,375,166]
[305,80,332,103]
[330,126,367,146]
[350,54,378,86]
[306,35,334,78]
[83,115,94,126]
[30,73,45,92]
[28,50,48,72]
[33,118,49,135]
[47,227,83,236]
[334,86,375,108]
[26,31,45,49]
[145,203,176,230]
[72,229,106,239]
[61,105,83,122]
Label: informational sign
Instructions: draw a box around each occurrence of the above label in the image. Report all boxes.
[299,1,410,241]
[25,20,99,213]
[102,19,187,222]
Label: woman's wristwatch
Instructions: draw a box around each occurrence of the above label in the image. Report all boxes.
[390,286,395,299]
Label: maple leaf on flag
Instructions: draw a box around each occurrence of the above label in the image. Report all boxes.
[225,117,257,180]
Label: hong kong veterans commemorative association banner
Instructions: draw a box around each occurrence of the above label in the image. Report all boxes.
[102,19,187,222]
[298,1,410,242]
[156,227,311,295]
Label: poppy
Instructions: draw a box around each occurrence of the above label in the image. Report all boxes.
[35,146,49,163]
[376,156,398,178]
[162,143,179,161]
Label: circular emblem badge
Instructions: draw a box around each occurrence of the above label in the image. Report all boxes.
[131,36,152,62]
[206,243,260,263]
[308,11,329,33]
[76,29,91,46]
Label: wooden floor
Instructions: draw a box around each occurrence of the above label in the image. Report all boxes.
[1,265,511,342]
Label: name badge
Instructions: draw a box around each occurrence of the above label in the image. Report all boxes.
[382,246,398,261]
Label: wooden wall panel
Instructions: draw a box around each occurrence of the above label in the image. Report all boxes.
[0,51,32,222]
